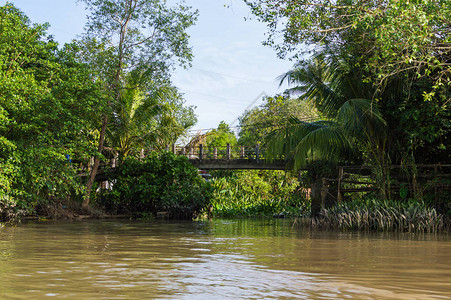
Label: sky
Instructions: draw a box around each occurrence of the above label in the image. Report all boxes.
[6,0,294,132]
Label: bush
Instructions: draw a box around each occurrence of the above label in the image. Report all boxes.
[98,152,211,219]
[209,170,310,217]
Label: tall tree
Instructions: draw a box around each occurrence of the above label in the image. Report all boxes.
[243,0,451,91]
[107,69,197,160]
[268,55,387,171]
[0,4,103,215]
[79,0,198,208]
[243,1,450,164]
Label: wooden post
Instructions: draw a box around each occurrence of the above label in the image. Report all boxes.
[337,166,343,203]
[255,143,260,163]
[172,144,176,154]
[434,164,438,208]
[199,144,203,160]
[310,177,322,218]
[213,147,218,159]
[111,152,118,168]
[240,146,245,159]
[226,143,231,160]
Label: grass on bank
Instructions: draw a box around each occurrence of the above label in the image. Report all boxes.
[313,198,445,233]
[207,170,446,233]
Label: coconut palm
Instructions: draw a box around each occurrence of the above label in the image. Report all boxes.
[107,70,194,161]
[268,54,387,171]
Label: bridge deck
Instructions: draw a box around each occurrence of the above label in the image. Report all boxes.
[188,159,287,170]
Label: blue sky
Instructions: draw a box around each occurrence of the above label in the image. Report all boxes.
[6,0,294,131]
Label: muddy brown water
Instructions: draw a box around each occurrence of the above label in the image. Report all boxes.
[0,219,449,299]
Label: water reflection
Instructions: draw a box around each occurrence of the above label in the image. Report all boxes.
[0,219,449,299]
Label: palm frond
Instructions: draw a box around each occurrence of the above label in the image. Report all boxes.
[267,117,351,171]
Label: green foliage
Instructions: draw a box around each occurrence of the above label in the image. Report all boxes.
[79,1,199,206]
[107,70,197,160]
[202,121,237,158]
[99,152,211,219]
[0,4,103,220]
[81,0,198,75]
[238,94,318,146]
[244,0,451,89]
[314,198,445,233]
[266,55,388,173]
[205,121,237,147]
[245,0,450,166]
[209,170,309,217]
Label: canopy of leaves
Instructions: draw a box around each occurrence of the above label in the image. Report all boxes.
[267,55,388,171]
[107,69,197,160]
[79,0,199,160]
[79,0,198,89]
[0,4,105,216]
[238,94,318,146]
[205,121,237,147]
[244,0,451,89]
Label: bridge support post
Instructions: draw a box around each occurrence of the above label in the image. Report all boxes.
[199,144,203,160]
[240,146,245,159]
[310,177,323,218]
[255,143,260,163]
[337,166,343,203]
[213,147,217,159]
[226,143,231,160]
[172,144,176,154]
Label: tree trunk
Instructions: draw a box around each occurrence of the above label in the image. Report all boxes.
[83,113,109,210]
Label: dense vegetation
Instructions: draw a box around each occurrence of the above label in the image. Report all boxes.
[240,0,450,227]
[0,4,103,221]
[1,1,449,231]
[98,152,211,218]
[0,2,201,221]
[199,0,450,229]
[209,170,309,217]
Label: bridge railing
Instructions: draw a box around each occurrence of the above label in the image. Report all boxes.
[167,144,267,161]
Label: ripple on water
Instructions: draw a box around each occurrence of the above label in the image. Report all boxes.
[0,219,449,299]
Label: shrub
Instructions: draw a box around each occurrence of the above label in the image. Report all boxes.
[98,152,211,219]
[209,170,310,217]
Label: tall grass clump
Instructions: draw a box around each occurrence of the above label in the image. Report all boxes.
[209,170,310,217]
[313,198,445,233]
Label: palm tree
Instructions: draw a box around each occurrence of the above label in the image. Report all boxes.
[268,54,388,200]
[107,70,193,161]
[269,54,387,168]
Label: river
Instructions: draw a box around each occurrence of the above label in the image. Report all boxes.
[0,219,449,299]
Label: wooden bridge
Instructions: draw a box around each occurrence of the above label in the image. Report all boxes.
[166,144,287,170]
[88,144,288,182]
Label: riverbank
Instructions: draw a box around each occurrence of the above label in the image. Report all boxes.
[3,202,448,235]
